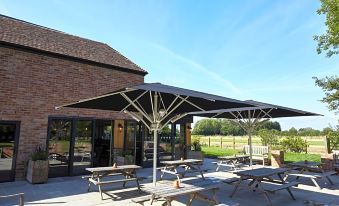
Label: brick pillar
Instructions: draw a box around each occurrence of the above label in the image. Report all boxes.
[321,153,333,171]
[271,150,284,168]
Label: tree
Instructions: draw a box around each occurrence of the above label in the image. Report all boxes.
[313,76,339,113]
[258,121,281,131]
[314,0,339,57]
[192,119,221,135]
[258,129,280,147]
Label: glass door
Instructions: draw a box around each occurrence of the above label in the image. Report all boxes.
[159,125,173,161]
[124,121,136,164]
[48,119,72,177]
[93,120,112,167]
[0,121,20,182]
[73,120,93,175]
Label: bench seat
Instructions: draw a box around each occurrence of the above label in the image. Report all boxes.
[131,195,152,203]
[265,181,299,193]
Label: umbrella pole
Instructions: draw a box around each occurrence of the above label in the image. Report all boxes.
[248,129,253,168]
[153,129,158,186]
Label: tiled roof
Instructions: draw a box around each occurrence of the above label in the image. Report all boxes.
[0,15,147,74]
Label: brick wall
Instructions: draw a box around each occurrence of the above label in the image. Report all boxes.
[0,45,144,179]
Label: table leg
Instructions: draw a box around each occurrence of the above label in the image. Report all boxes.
[230,177,243,197]
[97,177,103,200]
[310,178,322,190]
[216,161,221,171]
[188,193,196,206]
[277,173,285,184]
[325,176,334,185]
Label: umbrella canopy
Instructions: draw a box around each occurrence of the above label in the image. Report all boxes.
[188,100,321,166]
[56,82,255,185]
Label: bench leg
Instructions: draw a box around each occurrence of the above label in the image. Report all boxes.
[19,194,24,206]
[216,163,221,171]
[98,184,103,200]
[136,179,141,192]
[310,178,322,190]
[286,188,296,200]
[165,198,173,206]
[230,177,243,197]
[325,176,334,185]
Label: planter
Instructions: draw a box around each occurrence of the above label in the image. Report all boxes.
[26,160,48,184]
[116,155,135,165]
[187,151,203,160]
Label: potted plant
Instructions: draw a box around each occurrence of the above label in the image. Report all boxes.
[26,146,49,184]
[187,136,203,160]
[116,150,135,165]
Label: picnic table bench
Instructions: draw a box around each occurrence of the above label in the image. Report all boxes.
[160,159,208,182]
[132,179,239,206]
[230,167,298,206]
[213,155,249,172]
[243,145,269,166]
[286,161,337,189]
[85,165,142,199]
[0,193,24,206]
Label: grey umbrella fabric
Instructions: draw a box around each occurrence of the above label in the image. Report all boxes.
[56,82,255,185]
[188,100,321,166]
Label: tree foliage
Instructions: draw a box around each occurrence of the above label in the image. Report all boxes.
[281,136,308,153]
[258,129,280,147]
[314,0,339,57]
[192,119,280,136]
[313,75,339,113]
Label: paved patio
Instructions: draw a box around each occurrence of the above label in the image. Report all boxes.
[0,159,338,206]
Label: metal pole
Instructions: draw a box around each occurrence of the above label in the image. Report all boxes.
[248,110,253,168]
[153,93,158,186]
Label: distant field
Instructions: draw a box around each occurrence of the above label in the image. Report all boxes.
[194,135,327,154]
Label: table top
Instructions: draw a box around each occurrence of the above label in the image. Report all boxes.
[143,180,218,197]
[218,155,250,160]
[85,165,142,173]
[160,159,203,165]
[288,161,321,168]
[236,167,288,178]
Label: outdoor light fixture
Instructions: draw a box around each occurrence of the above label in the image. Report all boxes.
[159,109,166,117]
[118,123,123,132]
[187,125,192,130]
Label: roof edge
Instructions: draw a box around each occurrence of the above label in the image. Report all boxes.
[0,41,148,76]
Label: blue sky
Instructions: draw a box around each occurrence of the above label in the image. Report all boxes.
[1,0,338,130]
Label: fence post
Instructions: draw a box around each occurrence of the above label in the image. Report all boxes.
[220,137,223,148]
[208,137,210,147]
[233,136,235,150]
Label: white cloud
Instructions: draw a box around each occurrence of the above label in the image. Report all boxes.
[151,43,242,95]
[0,3,10,15]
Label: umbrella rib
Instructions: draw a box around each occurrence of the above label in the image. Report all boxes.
[120,93,153,123]
[159,96,189,123]
[159,93,167,112]
[150,91,155,122]
[120,90,148,112]
[166,95,180,112]
[124,110,151,130]
[177,96,205,111]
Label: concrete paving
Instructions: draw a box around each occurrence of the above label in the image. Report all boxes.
[0,158,338,206]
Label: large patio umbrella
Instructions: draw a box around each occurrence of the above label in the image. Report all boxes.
[188,100,321,166]
[55,83,254,185]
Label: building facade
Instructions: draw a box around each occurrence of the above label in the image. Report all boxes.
[0,15,191,182]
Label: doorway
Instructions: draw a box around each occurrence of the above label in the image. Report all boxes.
[93,120,113,167]
[0,121,20,182]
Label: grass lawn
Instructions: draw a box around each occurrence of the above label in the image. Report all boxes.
[284,152,321,163]
[201,146,239,158]
[201,146,322,164]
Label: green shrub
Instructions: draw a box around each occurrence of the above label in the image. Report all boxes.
[258,129,280,147]
[31,146,48,161]
[327,130,339,152]
[280,136,307,153]
[191,136,202,151]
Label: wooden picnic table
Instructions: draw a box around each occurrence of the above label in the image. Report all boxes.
[230,168,298,205]
[85,165,143,199]
[214,155,249,171]
[286,161,336,189]
[135,179,238,206]
[160,159,207,182]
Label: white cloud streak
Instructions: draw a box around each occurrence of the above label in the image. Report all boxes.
[151,43,242,95]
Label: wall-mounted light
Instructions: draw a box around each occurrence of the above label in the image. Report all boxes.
[118,123,123,132]
[187,125,192,130]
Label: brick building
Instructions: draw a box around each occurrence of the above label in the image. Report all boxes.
[0,15,191,182]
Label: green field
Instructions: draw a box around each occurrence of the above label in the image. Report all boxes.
[201,146,321,163]
[194,135,325,147]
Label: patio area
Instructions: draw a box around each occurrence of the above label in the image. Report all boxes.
[1,158,338,206]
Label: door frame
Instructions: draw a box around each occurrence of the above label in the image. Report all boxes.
[0,120,20,182]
